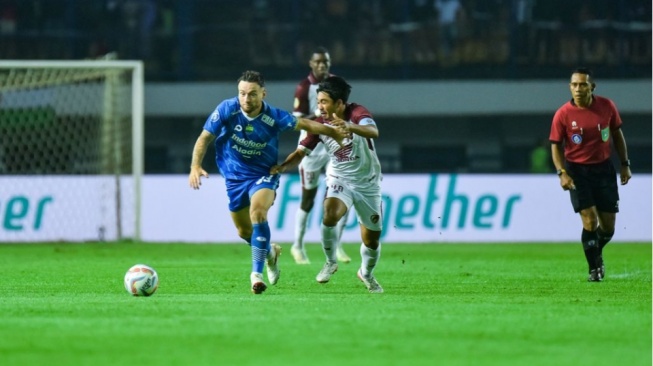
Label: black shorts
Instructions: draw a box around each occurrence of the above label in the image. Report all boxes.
[566,160,619,213]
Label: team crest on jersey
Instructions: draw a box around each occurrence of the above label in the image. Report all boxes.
[245,124,254,133]
[571,121,578,130]
[371,215,380,224]
[334,144,357,162]
[571,134,582,144]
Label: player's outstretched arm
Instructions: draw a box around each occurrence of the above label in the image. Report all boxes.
[296,117,346,145]
[330,114,379,138]
[189,130,215,190]
[270,149,307,175]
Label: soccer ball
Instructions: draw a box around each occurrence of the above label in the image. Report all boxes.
[124,264,159,296]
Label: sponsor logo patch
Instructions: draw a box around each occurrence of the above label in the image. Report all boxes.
[601,127,610,142]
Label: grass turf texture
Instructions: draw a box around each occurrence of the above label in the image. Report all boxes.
[0,242,650,366]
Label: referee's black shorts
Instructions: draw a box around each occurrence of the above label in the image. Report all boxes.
[566,159,620,213]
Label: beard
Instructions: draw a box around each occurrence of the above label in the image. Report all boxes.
[241,102,261,115]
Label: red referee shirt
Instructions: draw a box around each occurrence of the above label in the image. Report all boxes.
[549,95,623,164]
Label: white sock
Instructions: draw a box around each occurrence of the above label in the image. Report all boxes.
[321,224,338,263]
[360,243,381,277]
[293,208,309,249]
[335,211,348,247]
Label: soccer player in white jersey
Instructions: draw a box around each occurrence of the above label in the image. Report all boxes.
[272,76,384,293]
[188,71,346,295]
[291,47,351,265]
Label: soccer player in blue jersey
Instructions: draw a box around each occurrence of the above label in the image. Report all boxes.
[188,70,347,294]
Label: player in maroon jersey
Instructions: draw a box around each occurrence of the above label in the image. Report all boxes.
[549,67,632,282]
[290,47,351,265]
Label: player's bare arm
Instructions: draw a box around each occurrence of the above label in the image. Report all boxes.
[189,130,215,190]
[296,117,347,145]
[329,114,379,139]
[551,142,575,190]
[270,149,307,175]
[611,128,632,185]
[346,122,378,139]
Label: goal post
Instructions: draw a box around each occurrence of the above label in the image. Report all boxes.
[0,60,144,242]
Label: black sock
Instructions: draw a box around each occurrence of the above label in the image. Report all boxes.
[597,228,614,250]
[581,229,600,271]
[596,228,613,267]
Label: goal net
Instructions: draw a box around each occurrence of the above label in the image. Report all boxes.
[0,60,144,242]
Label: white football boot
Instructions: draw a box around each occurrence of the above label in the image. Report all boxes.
[336,245,351,264]
[266,243,281,285]
[251,272,267,294]
[357,269,383,294]
[291,245,310,265]
[316,262,339,283]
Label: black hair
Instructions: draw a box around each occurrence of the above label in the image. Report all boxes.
[572,67,593,78]
[238,70,265,87]
[317,76,351,103]
[313,46,329,55]
[572,67,595,90]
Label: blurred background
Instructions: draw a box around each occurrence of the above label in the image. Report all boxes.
[1,0,650,175]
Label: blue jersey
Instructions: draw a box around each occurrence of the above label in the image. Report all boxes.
[203,97,298,179]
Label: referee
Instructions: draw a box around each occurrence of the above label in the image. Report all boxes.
[549,67,632,282]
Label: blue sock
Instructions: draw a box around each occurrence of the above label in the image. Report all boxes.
[251,222,271,273]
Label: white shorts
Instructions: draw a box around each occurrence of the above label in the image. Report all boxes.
[325,175,383,232]
[299,149,330,190]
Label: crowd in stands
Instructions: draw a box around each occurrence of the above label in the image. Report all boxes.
[0,0,650,80]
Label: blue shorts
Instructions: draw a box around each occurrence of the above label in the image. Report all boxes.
[225,175,280,212]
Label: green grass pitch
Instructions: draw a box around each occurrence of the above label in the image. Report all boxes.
[0,242,650,366]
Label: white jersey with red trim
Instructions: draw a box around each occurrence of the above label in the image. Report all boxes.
[299,103,381,188]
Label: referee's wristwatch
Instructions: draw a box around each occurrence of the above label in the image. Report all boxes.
[621,159,630,167]
[556,168,566,176]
